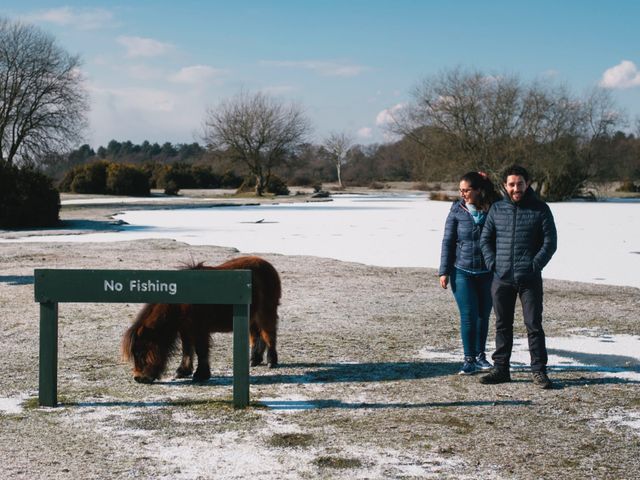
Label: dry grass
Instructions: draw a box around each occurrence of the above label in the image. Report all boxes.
[0,239,638,479]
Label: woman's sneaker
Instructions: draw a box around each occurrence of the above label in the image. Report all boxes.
[458,358,477,375]
[476,353,493,371]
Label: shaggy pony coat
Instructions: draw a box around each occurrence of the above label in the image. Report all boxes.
[122,256,281,383]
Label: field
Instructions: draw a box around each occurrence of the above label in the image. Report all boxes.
[1,236,639,479]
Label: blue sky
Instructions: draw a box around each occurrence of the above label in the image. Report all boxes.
[2,0,640,149]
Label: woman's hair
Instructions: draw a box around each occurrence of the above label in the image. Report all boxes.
[460,171,501,210]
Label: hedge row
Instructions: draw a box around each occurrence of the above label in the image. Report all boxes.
[59,161,245,195]
[0,162,60,228]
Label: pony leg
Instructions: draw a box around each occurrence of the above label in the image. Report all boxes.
[175,329,194,378]
[260,329,278,368]
[192,324,211,382]
[250,324,266,367]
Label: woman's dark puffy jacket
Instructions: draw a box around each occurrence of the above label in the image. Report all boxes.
[439,200,488,276]
[480,188,557,284]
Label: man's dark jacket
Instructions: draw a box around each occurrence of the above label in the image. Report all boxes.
[439,200,488,276]
[480,187,557,284]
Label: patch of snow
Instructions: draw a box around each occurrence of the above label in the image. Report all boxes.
[510,334,640,381]
[0,395,27,414]
[417,333,640,382]
[152,436,296,479]
[61,196,195,205]
[591,408,640,436]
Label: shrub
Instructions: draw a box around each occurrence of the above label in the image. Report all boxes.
[60,160,109,194]
[219,170,243,189]
[0,162,60,228]
[413,182,442,191]
[164,180,179,196]
[429,191,457,202]
[266,175,290,195]
[289,174,316,187]
[105,163,150,196]
[616,180,639,192]
[191,165,221,188]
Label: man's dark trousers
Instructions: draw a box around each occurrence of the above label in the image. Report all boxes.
[491,274,547,373]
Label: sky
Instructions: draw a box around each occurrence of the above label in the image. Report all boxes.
[2,0,640,149]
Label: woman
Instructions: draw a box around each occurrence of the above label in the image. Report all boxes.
[439,171,500,375]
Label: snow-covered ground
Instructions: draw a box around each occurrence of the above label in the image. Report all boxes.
[4,193,640,288]
[2,195,639,420]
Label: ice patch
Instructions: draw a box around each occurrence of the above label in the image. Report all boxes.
[260,394,319,411]
[5,194,639,288]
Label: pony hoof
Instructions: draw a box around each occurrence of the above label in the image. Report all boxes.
[134,375,155,384]
[250,359,263,367]
[267,362,278,369]
[192,370,211,383]
[175,368,193,379]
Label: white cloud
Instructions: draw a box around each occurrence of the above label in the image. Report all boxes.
[169,65,227,84]
[261,60,369,77]
[600,60,640,89]
[375,103,406,126]
[357,127,373,138]
[117,36,174,58]
[90,85,176,113]
[24,7,115,30]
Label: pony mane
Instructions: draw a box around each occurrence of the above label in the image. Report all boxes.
[177,258,206,270]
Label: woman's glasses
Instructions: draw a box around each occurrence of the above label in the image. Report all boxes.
[459,188,475,194]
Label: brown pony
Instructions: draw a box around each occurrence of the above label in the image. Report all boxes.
[122,256,281,383]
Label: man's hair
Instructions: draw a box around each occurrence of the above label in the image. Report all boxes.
[502,164,530,183]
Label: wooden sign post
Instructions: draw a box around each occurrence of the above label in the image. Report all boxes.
[34,268,252,408]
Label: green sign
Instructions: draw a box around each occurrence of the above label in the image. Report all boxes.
[35,268,253,409]
[35,269,252,304]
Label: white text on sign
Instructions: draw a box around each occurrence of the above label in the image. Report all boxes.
[104,279,178,295]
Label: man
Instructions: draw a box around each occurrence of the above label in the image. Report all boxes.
[479,165,557,389]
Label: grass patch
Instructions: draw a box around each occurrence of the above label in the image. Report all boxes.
[628,397,640,408]
[22,395,74,410]
[126,413,170,431]
[181,398,236,412]
[431,415,474,434]
[429,191,457,202]
[268,432,315,448]
[313,455,362,469]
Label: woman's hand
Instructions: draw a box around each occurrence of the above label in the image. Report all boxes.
[439,275,449,289]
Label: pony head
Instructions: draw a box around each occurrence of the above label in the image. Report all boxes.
[121,303,178,383]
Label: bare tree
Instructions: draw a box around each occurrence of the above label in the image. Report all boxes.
[323,131,353,188]
[202,91,311,195]
[390,67,625,199]
[0,17,88,166]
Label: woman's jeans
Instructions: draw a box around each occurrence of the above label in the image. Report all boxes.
[450,268,492,359]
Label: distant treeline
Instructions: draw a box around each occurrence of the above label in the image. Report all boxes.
[47,131,640,197]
